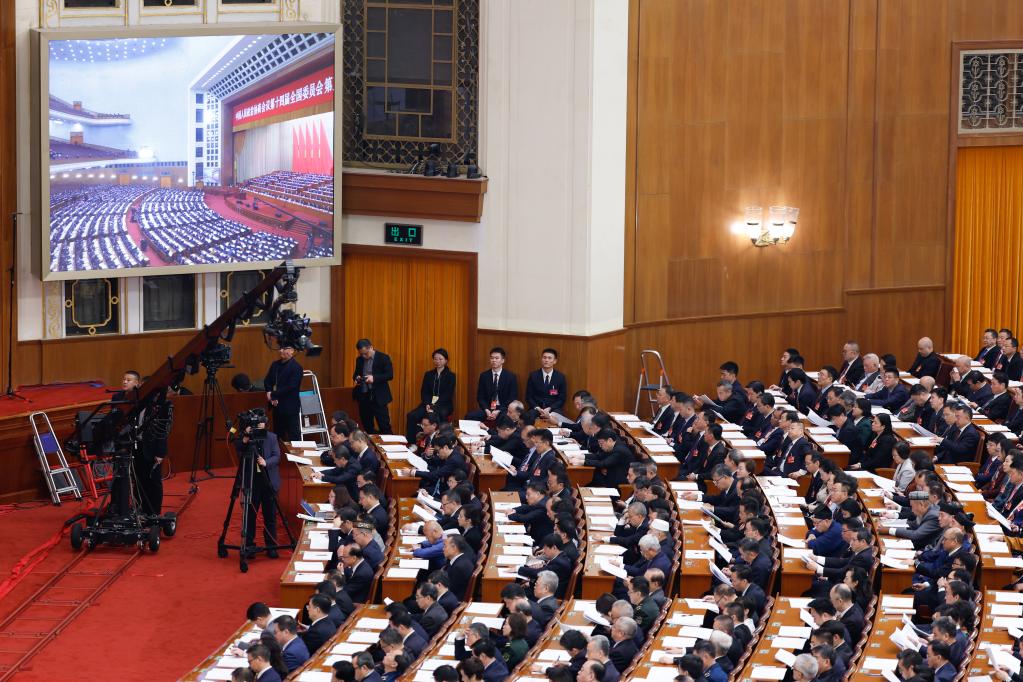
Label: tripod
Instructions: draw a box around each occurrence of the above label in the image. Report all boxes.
[1,214,27,403]
[189,361,234,485]
[216,436,295,572]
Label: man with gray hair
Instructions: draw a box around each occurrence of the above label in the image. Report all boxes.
[854,354,882,393]
[609,502,649,559]
[586,636,620,682]
[352,651,379,681]
[792,653,819,682]
[708,630,735,675]
[533,570,560,626]
[609,617,639,673]
[618,534,671,598]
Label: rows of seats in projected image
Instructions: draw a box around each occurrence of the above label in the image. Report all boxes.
[241,171,333,214]
[136,188,298,265]
[48,184,150,271]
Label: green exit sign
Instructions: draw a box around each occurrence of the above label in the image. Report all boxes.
[384,223,423,246]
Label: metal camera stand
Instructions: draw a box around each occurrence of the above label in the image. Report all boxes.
[189,347,235,486]
[67,405,177,553]
[216,433,295,572]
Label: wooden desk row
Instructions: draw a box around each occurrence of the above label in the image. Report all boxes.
[289,602,388,682]
[180,606,302,681]
[578,486,626,600]
[513,597,616,679]
[399,601,508,681]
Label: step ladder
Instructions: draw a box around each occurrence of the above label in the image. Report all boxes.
[29,411,82,506]
[634,350,671,419]
[298,370,331,453]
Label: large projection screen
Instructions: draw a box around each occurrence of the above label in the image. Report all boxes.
[35,23,341,281]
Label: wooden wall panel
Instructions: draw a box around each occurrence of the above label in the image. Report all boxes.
[473,330,629,416]
[0,0,13,396]
[338,246,476,429]
[16,323,332,395]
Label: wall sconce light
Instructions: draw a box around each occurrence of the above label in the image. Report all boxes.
[743,205,798,247]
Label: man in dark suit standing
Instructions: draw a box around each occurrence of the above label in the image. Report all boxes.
[264,343,303,442]
[353,339,394,434]
[525,348,569,421]
[467,347,519,422]
[236,415,282,557]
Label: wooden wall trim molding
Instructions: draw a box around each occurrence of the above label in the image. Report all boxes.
[340,170,488,223]
[844,284,945,296]
[475,327,626,342]
[624,306,846,330]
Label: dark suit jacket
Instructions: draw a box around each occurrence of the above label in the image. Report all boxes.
[525,369,568,412]
[300,616,338,653]
[475,369,519,412]
[822,547,874,582]
[652,405,676,435]
[418,601,449,637]
[867,384,910,411]
[838,357,865,385]
[715,393,747,423]
[1007,405,1023,435]
[609,638,639,673]
[353,351,394,405]
[415,449,469,487]
[984,391,1013,420]
[521,551,573,599]
[281,636,310,671]
[792,383,818,414]
[909,353,940,379]
[935,423,981,463]
[439,589,460,614]
[534,595,560,626]
[343,559,374,603]
[741,583,767,617]
[860,433,896,470]
[445,552,477,600]
[840,603,866,644]
[367,503,390,537]
[585,442,633,487]
[256,669,283,682]
[264,357,303,413]
[778,438,813,476]
[237,431,282,490]
[978,345,1000,367]
[996,353,1023,381]
[418,367,456,417]
[482,659,509,682]
[971,383,994,407]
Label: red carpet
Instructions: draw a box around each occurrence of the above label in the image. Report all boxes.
[0,382,110,420]
[0,471,290,681]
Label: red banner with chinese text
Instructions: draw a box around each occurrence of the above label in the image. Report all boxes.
[231,66,335,130]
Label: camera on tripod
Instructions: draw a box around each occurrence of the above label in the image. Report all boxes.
[237,407,268,441]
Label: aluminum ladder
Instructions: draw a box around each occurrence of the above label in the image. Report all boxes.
[29,411,82,505]
[633,350,671,419]
[298,370,331,453]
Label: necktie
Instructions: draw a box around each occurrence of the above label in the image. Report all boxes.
[492,372,499,399]
[544,373,550,389]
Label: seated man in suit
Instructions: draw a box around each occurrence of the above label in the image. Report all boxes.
[730,565,766,618]
[769,421,813,478]
[829,584,865,645]
[389,610,427,659]
[807,506,847,558]
[703,380,746,424]
[878,490,941,549]
[964,371,994,408]
[300,594,338,653]
[485,415,528,465]
[505,428,557,493]
[982,372,1013,420]
[510,482,554,543]
[976,328,1001,367]
[571,429,632,487]
[934,404,981,464]
[694,640,728,682]
[837,342,865,386]
[866,369,910,411]
[411,434,469,495]
[525,348,569,421]
[650,385,677,436]
[472,640,510,682]
[339,543,374,603]
[803,527,874,596]
[412,582,449,637]
[466,346,519,422]
[352,652,382,682]
[608,617,640,673]
[811,645,845,682]
[927,641,956,682]
[518,534,572,599]
[852,353,883,393]
[441,534,477,600]
[358,484,389,537]
[786,369,819,415]
[995,336,1023,381]
[272,615,310,672]
[908,337,941,379]
[245,643,283,682]
[528,570,562,627]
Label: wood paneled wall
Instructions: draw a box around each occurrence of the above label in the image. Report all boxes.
[474,330,628,415]
[13,323,332,395]
[621,0,1023,407]
[333,246,477,428]
[0,1,14,396]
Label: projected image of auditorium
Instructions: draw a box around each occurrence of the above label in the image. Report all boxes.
[45,31,337,276]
